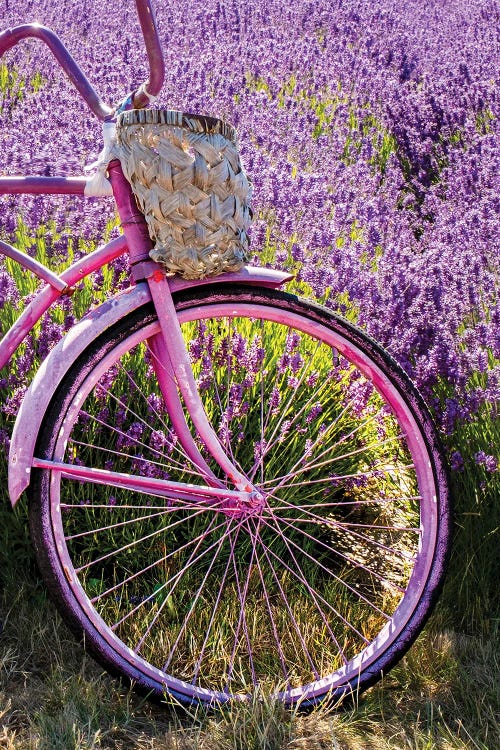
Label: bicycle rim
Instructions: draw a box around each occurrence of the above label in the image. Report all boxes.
[29,287,450,706]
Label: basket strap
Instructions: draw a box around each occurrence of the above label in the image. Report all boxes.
[136,82,158,105]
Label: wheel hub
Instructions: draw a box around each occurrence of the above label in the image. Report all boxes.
[222,488,266,517]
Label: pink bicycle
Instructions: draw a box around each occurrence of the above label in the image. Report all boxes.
[0,0,450,707]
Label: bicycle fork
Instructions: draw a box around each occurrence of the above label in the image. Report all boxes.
[147,270,260,495]
[108,159,265,508]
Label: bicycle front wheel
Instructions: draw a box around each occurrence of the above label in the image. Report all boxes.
[29,286,450,707]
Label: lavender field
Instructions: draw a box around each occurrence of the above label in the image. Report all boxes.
[0,0,499,747]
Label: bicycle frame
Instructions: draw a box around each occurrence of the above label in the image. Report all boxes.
[0,1,292,506]
[1,166,291,503]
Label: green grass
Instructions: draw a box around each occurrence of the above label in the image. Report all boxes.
[0,62,45,114]
[439,410,500,634]
[244,72,397,175]
[0,565,498,748]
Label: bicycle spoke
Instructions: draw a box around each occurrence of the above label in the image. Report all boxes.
[262,503,407,592]
[276,516,421,533]
[163,519,236,671]
[272,496,422,510]
[144,340,218,478]
[265,492,417,562]
[61,500,213,511]
[226,517,261,689]
[129,521,220,647]
[267,490,415,536]
[268,495,422,512]
[115,514,227,635]
[259,513,349,665]
[251,514,371,643]
[68,438,174,476]
[264,464,416,498]
[250,519,320,679]
[258,511,397,618]
[267,410,401,492]
[247,517,290,685]
[91,549,182,605]
[75,409,206,481]
[74,504,221,574]
[116,353,171,435]
[258,377,368,484]
[66,507,174,540]
[191,524,243,684]
[204,319,247,478]
[260,432,405,489]
[91,513,238,612]
[248,337,326,480]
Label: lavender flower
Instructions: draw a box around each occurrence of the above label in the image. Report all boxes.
[474,451,498,473]
[1,0,498,459]
[450,450,464,472]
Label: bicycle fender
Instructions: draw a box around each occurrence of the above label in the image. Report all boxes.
[8,283,152,506]
[8,265,292,506]
[167,265,293,293]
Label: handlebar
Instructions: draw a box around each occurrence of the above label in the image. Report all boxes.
[0,24,114,119]
[133,0,165,109]
[0,0,165,119]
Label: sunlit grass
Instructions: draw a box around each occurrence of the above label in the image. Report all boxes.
[0,568,498,748]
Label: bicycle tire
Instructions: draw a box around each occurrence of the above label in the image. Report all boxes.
[28,285,451,707]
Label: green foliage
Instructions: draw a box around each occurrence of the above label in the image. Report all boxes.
[475,106,494,135]
[0,215,122,381]
[245,72,397,176]
[440,409,500,634]
[0,62,46,114]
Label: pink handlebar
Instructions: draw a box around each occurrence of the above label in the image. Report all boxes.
[0,0,165,119]
[0,24,113,119]
[133,0,165,108]
[0,28,18,55]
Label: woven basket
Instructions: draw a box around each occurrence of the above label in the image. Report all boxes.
[116,109,252,279]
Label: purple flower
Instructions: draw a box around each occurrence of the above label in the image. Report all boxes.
[150,429,167,452]
[290,352,304,374]
[253,439,267,461]
[268,386,281,414]
[147,393,163,414]
[0,428,11,452]
[1,0,499,441]
[474,451,498,473]
[306,402,323,423]
[450,450,464,472]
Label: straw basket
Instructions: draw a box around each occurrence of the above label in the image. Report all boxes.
[116,109,252,279]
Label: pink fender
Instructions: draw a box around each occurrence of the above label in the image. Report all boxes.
[8,283,152,505]
[8,266,292,505]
